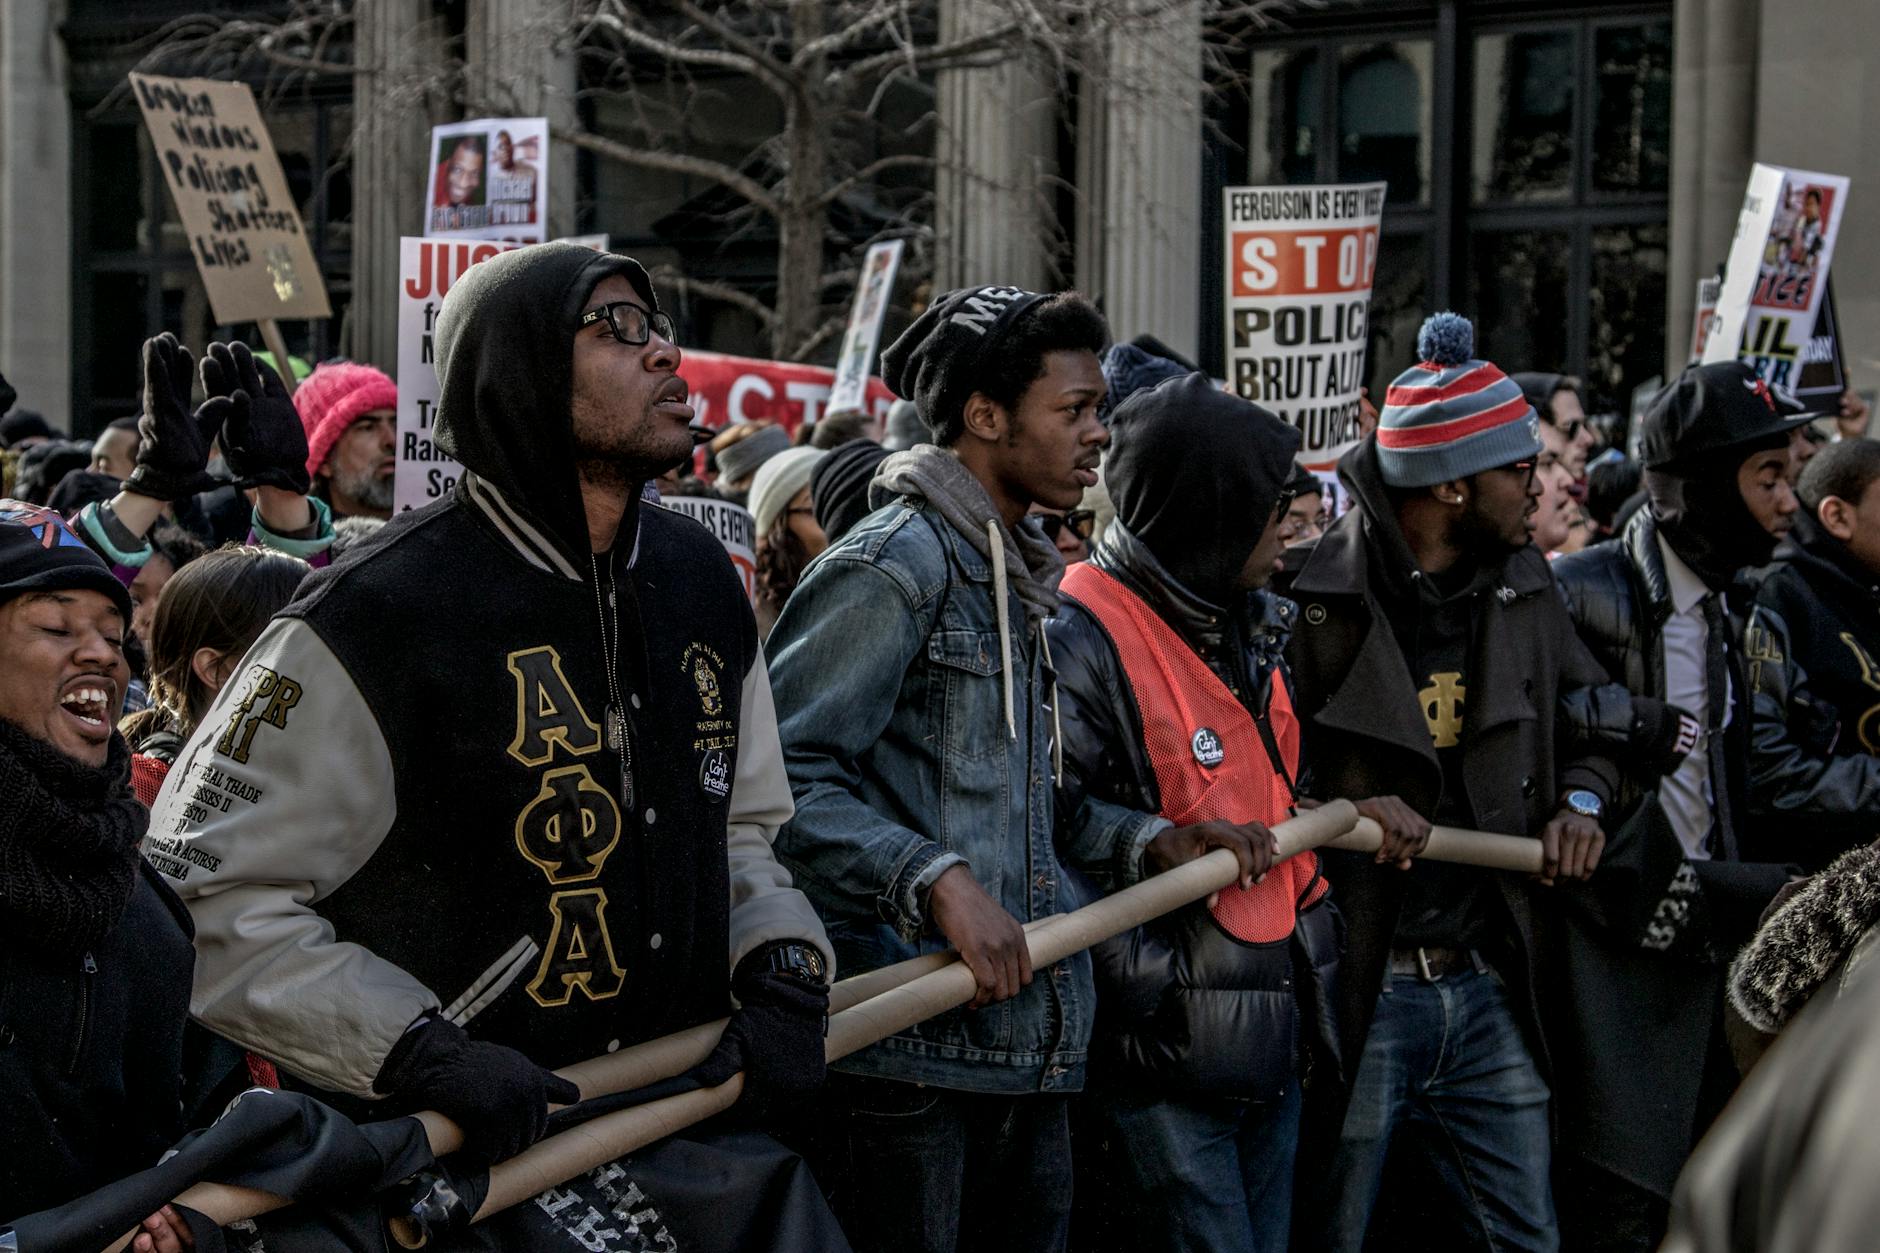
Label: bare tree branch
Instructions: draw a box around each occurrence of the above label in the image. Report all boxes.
[784,315,848,363]
[584,7,772,88]
[552,124,784,219]
[818,154,938,209]
[672,0,798,97]
[650,268,780,330]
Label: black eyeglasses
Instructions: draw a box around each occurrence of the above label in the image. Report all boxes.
[1503,459,1538,486]
[580,300,677,347]
[1273,486,1300,519]
[1039,509,1096,543]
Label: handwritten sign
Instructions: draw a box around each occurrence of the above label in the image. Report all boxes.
[130,73,331,323]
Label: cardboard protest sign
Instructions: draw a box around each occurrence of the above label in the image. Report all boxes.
[395,237,523,512]
[424,118,549,242]
[130,73,332,323]
[660,496,757,601]
[828,240,905,417]
[683,350,897,437]
[1223,182,1385,468]
[1703,163,1850,394]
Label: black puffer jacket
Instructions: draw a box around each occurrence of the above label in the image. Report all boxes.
[1744,527,1880,872]
[1047,524,1342,1098]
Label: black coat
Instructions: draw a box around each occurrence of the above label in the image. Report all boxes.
[0,862,196,1215]
[1275,441,1620,1163]
[1046,527,1342,1099]
[1550,511,1792,1196]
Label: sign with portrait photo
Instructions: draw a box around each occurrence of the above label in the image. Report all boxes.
[423,117,549,243]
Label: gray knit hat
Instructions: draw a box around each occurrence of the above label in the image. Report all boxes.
[714,423,792,485]
[1375,313,1542,488]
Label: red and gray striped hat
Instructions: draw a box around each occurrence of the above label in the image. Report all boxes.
[1376,312,1542,488]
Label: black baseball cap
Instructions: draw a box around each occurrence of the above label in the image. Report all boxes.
[0,500,133,622]
[1640,361,1814,472]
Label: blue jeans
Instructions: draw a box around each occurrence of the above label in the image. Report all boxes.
[1093,1084,1302,1252]
[831,1074,1073,1253]
[1318,967,1557,1253]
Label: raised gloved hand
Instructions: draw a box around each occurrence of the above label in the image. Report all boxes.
[200,341,311,494]
[124,333,224,501]
[374,1016,580,1167]
[692,949,830,1107]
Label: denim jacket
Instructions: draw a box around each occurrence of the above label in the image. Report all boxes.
[766,497,1165,1094]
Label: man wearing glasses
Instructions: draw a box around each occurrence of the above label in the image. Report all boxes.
[1514,372,1598,481]
[148,244,840,1243]
[1279,313,1617,1252]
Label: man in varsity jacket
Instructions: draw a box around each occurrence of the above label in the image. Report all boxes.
[147,245,835,1201]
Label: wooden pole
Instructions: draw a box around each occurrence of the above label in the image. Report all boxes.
[106,805,1555,1248]
[256,319,298,397]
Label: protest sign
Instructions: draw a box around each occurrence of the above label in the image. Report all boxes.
[1703,163,1850,394]
[130,73,332,324]
[683,350,896,437]
[1223,182,1385,467]
[660,496,757,601]
[827,239,905,417]
[424,118,549,242]
[1793,279,1849,416]
[1688,275,1722,364]
[395,237,523,512]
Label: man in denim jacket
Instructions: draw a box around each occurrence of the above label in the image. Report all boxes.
[767,287,1268,1253]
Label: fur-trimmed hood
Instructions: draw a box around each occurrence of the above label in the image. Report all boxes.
[1728,842,1880,1034]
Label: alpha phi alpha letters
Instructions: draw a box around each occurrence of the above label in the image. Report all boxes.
[505,646,628,1008]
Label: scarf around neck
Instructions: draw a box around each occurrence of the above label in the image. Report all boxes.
[0,718,147,954]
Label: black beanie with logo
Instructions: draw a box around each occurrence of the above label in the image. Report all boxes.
[880,285,1048,443]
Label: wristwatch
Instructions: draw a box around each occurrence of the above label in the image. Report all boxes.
[760,941,829,985]
[1562,789,1603,820]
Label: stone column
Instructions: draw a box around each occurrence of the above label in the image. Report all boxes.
[465,0,579,239]
[351,0,449,370]
[0,0,72,427]
[1666,0,1759,372]
[932,0,1057,292]
[1080,0,1203,360]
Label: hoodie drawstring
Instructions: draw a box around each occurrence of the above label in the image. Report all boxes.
[989,520,1017,741]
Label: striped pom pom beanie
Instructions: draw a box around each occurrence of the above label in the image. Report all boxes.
[1375,312,1542,488]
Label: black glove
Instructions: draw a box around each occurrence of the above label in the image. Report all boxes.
[200,341,312,494]
[124,333,225,501]
[692,954,830,1106]
[1633,697,1702,778]
[374,1016,580,1167]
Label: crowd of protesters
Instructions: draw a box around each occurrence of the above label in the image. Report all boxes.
[3,241,1880,1253]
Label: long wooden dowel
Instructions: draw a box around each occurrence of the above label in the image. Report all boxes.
[101,937,1018,1249]
[1326,816,1545,874]
[450,802,1366,1233]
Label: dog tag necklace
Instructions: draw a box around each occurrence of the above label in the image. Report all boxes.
[590,553,634,809]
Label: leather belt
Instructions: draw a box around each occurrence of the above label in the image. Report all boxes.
[1388,946,1483,982]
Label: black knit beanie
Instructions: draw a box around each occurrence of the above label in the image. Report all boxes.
[879,285,1048,442]
[1105,373,1302,601]
[810,438,891,545]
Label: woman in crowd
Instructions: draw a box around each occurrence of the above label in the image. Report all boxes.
[749,445,827,638]
[120,546,309,805]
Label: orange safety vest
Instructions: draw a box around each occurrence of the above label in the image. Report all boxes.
[1062,563,1326,943]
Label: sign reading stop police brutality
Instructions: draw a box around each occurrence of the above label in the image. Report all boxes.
[395,236,522,512]
[1223,182,1385,467]
[130,73,332,323]
[1703,162,1851,404]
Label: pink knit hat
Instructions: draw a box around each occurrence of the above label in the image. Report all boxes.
[294,363,399,477]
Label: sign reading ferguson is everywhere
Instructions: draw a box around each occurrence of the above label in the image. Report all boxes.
[1222,182,1385,467]
[130,73,332,323]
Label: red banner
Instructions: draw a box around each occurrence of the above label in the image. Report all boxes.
[678,350,897,439]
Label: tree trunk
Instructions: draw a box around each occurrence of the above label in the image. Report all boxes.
[775,0,828,359]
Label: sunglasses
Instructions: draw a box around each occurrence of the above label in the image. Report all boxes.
[580,300,677,348]
[1039,509,1096,543]
[1273,486,1300,518]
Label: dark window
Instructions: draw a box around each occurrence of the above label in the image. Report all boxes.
[1208,1,1671,422]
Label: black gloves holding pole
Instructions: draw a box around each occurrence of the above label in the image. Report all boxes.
[122,333,312,502]
[691,943,831,1103]
[373,1016,581,1168]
